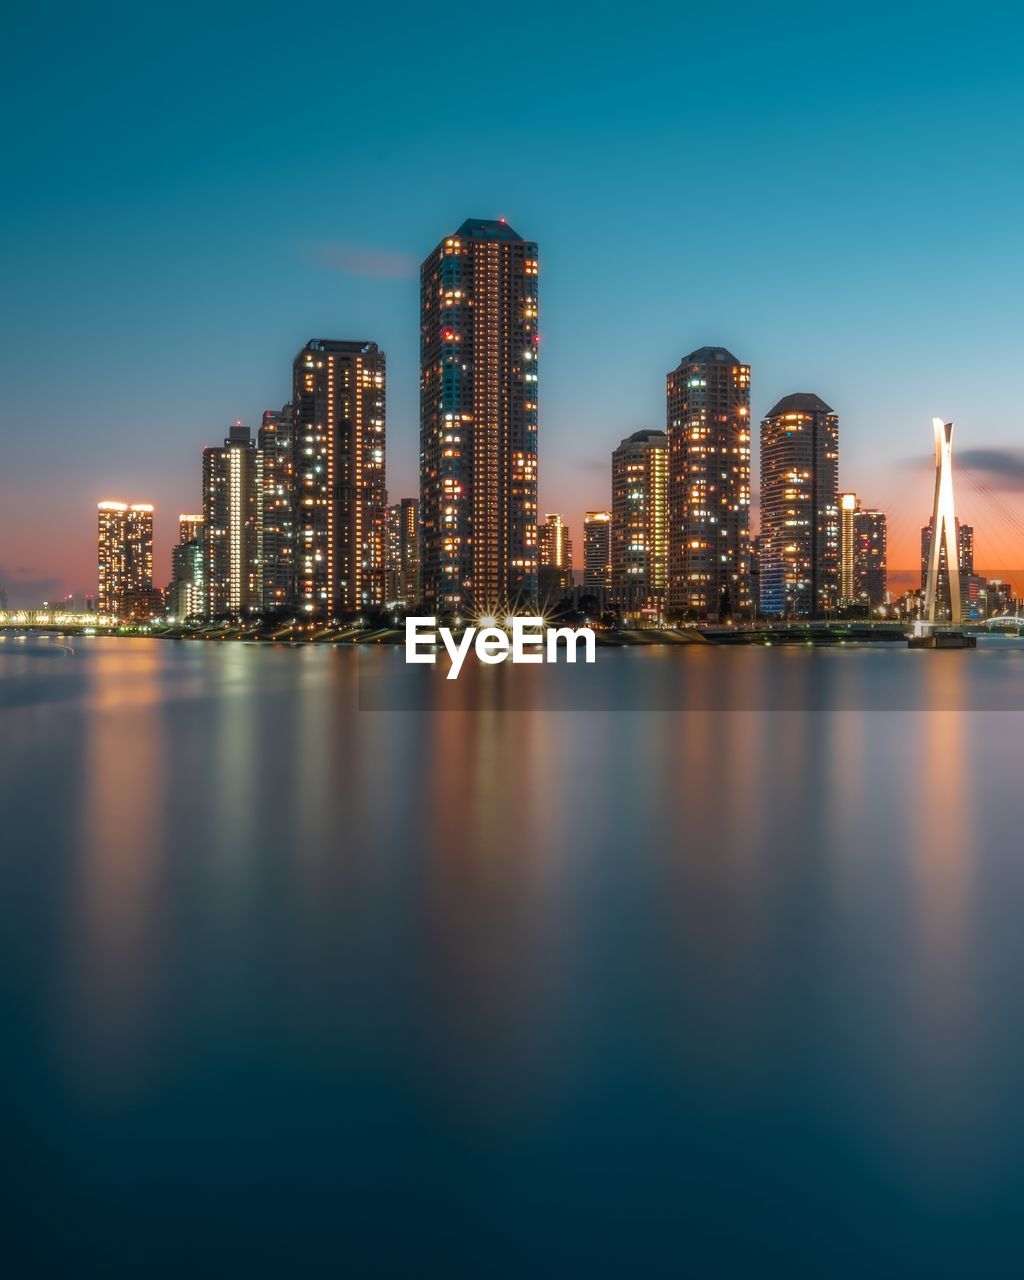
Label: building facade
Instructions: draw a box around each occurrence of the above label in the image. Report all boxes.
[167,513,204,619]
[853,508,887,612]
[97,501,154,617]
[178,513,203,547]
[203,424,262,617]
[611,429,668,617]
[384,498,421,607]
[538,513,573,600]
[168,538,204,620]
[759,393,839,617]
[583,511,612,590]
[839,493,858,602]
[666,347,751,619]
[293,340,386,617]
[420,218,539,612]
[258,404,296,612]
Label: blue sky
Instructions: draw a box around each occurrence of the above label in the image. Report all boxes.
[2,0,1024,601]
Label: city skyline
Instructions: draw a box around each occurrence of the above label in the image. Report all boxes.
[19,295,1024,611]
[5,4,1024,605]
[6,235,1024,607]
[20,295,1024,619]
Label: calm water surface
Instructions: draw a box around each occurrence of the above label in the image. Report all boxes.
[3,636,1024,1276]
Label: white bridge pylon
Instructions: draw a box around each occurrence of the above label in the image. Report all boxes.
[923,417,962,626]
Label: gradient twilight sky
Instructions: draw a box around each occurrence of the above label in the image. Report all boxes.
[3,0,1024,605]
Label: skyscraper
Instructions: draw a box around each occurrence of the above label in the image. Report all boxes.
[839,492,858,602]
[666,347,751,619]
[611,429,668,617]
[759,393,839,617]
[258,404,296,612]
[538,513,573,599]
[168,540,204,620]
[420,218,539,612]
[384,498,421,607]
[854,508,887,612]
[168,513,204,619]
[97,501,154,617]
[583,512,612,590]
[293,341,387,617]
[203,423,262,617]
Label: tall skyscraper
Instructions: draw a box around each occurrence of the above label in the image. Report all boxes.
[854,508,887,612]
[203,423,262,617]
[293,341,387,617]
[538,513,573,599]
[420,218,539,611]
[759,393,839,617]
[583,511,612,590]
[258,404,296,611]
[839,492,858,602]
[384,498,421,607]
[97,501,153,617]
[666,347,751,619]
[611,429,668,617]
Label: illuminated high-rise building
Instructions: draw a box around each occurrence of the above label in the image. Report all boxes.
[203,423,262,617]
[666,347,751,619]
[420,218,539,611]
[611,430,668,616]
[759,393,839,617]
[167,513,204,619]
[384,498,421,607]
[258,404,296,611]
[97,501,153,617]
[178,513,203,547]
[853,508,887,612]
[168,540,204,620]
[293,341,386,617]
[839,492,858,601]
[538,513,573,599]
[583,511,612,590]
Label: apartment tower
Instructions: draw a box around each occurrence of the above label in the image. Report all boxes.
[292,341,386,617]
[420,218,539,611]
[666,347,751,619]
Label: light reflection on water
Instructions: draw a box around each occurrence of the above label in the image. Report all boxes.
[3,638,1024,1274]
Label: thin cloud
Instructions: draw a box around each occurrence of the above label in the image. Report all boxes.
[896,445,1024,490]
[303,240,417,280]
[957,448,1024,490]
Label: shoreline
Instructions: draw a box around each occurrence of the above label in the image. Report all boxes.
[5,623,1018,647]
